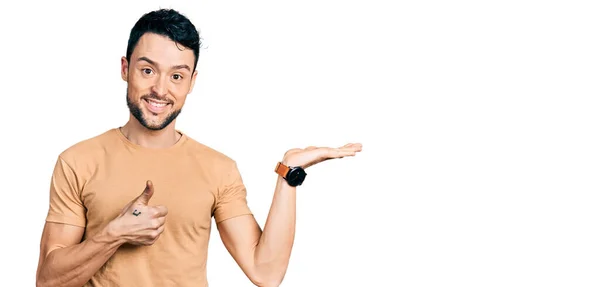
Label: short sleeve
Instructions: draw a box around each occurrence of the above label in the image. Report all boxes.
[45,156,87,227]
[213,161,253,223]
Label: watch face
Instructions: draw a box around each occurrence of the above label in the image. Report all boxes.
[287,167,307,186]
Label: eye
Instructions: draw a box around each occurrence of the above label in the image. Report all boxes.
[142,68,153,75]
[172,74,183,80]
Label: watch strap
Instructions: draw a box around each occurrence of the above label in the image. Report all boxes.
[274,162,290,179]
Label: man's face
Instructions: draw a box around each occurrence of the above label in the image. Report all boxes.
[121,33,197,130]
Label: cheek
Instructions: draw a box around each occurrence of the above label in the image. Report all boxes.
[172,93,188,107]
[132,76,150,88]
[170,84,190,101]
[128,78,152,97]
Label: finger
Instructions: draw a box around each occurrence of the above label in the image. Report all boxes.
[310,146,359,160]
[150,217,166,229]
[137,180,155,205]
[329,148,358,158]
[149,226,166,244]
[152,205,169,217]
[144,226,165,245]
[349,144,362,152]
[339,143,362,150]
[337,145,362,154]
[351,143,363,151]
[305,146,318,151]
[151,225,165,239]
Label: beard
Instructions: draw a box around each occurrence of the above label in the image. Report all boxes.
[126,90,182,131]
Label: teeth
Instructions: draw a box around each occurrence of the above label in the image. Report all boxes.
[147,99,167,107]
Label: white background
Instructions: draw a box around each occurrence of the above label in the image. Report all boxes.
[0,0,599,286]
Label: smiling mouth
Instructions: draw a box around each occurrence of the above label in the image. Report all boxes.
[143,98,171,114]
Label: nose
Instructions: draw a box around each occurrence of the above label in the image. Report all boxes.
[152,74,169,97]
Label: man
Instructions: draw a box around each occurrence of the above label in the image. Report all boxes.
[35,8,361,287]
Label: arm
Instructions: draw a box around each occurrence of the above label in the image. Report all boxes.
[36,222,124,287]
[37,180,167,287]
[217,176,296,287]
[217,143,362,287]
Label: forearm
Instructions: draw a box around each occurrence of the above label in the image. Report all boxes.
[37,228,124,287]
[254,177,297,284]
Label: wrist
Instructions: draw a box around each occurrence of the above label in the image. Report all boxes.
[100,220,127,246]
[276,176,295,190]
[281,158,292,167]
[281,156,301,168]
[274,161,307,187]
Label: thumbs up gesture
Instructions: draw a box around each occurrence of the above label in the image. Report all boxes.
[107,180,168,246]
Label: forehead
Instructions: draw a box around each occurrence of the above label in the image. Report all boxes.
[131,32,195,68]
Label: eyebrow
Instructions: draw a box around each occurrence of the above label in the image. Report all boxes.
[137,56,191,72]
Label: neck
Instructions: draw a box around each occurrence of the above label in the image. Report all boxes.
[120,117,182,149]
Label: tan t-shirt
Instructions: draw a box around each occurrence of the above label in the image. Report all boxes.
[45,128,253,287]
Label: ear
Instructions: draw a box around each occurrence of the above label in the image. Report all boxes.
[121,56,129,82]
[188,70,199,94]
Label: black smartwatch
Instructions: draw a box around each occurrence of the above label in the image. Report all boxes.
[274,162,307,187]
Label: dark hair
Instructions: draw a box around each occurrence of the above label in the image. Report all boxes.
[126,9,202,70]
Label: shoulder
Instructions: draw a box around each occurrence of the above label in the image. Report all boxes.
[181,135,246,194]
[179,133,244,181]
[57,128,118,168]
[181,134,237,168]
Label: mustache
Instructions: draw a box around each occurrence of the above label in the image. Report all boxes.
[141,93,173,104]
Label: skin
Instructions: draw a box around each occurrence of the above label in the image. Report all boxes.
[35,32,362,287]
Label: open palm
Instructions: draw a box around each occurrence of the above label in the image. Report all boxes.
[282,143,363,168]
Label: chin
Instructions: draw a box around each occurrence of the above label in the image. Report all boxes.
[126,92,182,131]
[139,109,182,131]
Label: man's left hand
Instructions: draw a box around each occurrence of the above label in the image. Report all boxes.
[282,143,363,168]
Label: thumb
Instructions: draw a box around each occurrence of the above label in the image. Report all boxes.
[137,180,154,205]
